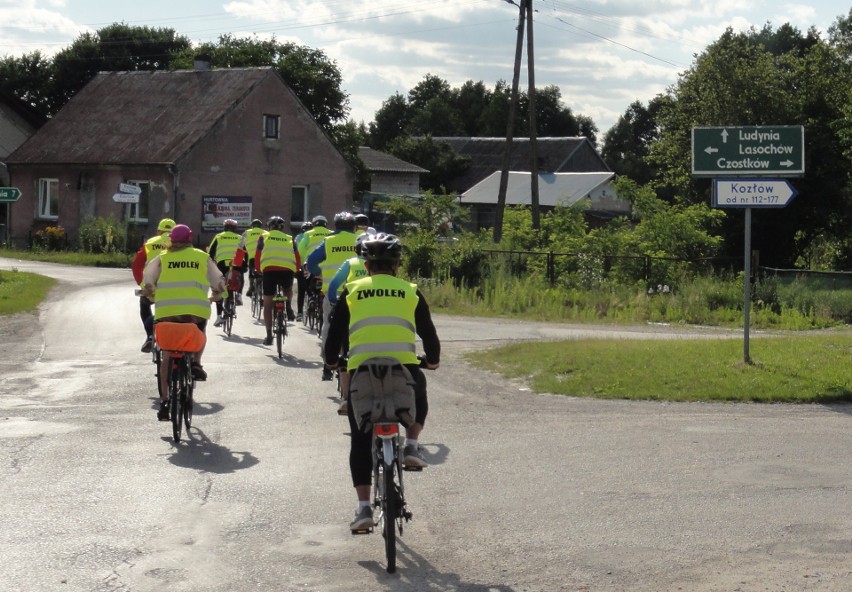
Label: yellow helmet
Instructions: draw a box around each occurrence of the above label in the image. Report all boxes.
[157,218,176,232]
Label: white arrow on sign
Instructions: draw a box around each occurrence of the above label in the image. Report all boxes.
[112,193,139,204]
[704,146,718,154]
[713,178,797,208]
[118,182,142,195]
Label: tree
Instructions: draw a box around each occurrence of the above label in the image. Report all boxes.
[368,93,410,150]
[0,51,55,121]
[601,98,665,185]
[385,136,470,193]
[174,35,349,129]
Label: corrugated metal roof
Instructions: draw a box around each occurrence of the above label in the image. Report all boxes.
[358,146,428,173]
[460,171,615,207]
[7,67,275,165]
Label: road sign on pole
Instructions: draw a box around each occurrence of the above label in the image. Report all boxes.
[692,126,805,177]
[112,193,139,204]
[118,183,142,195]
[0,187,22,202]
[712,178,798,208]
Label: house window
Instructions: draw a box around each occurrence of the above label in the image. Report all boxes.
[37,178,59,220]
[263,114,280,139]
[291,186,309,222]
[127,180,150,223]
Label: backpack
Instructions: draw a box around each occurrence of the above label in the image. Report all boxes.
[348,357,416,433]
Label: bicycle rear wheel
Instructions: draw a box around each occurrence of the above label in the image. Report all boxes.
[381,462,397,573]
[184,359,194,432]
[275,311,284,358]
[224,298,234,336]
[170,359,184,442]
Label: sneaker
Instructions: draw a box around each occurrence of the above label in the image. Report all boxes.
[140,337,153,353]
[296,312,303,322]
[245,287,253,297]
[350,506,374,532]
[263,335,273,346]
[337,399,349,416]
[157,400,170,421]
[191,363,207,381]
[213,315,224,327]
[322,368,333,381]
[236,294,243,306]
[287,310,295,322]
[403,444,428,469]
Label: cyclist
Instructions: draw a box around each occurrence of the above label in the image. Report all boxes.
[307,211,358,380]
[239,219,266,299]
[253,216,300,346]
[326,231,371,414]
[355,212,376,235]
[141,224,227,421]
[208,219,242,326]
[131,218,175,353]
[323,233,440,530]
[293,221,314,322]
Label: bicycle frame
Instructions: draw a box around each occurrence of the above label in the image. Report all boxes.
[372,420,410,574]
[272,286,288,358]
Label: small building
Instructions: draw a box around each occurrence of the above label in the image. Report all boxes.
[460,171,630,230]
[5,62,354,249]
[356,146,428,232]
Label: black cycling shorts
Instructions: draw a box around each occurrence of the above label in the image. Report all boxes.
[262,269,295,296]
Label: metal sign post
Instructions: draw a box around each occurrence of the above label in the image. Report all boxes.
[742,207,752,363]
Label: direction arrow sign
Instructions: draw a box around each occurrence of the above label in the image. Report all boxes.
[0,187,22,203]
[692,125,805,177]
[712,178,798,208]
[112,193,139,204]
[118,182,142,195]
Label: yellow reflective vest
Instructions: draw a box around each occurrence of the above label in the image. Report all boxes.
[345,274,419,370]
[298,226,332,260]
[154,248,213,320]
[242,227,266,260]
[345,257,368,285]
[208,231,241,265]
[320,231,357,293]
[260,230,297,272]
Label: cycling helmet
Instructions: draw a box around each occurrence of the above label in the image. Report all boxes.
[223,219,238,230]
[251,218,263,228]
[168,224,193,244]
[157,218,176,233]
[300,221,314,232]
[267,215,285,230]
[354,232,373,257]
[355,213,370,227]
[311,215,328,227]
[334,211,356,232]
[361,233,402,262]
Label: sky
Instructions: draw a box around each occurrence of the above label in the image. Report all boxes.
[0,0,846,136]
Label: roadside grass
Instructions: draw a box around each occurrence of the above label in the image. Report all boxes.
[0,247,129,268]
[465,332,852,403]
[0,269,57,315]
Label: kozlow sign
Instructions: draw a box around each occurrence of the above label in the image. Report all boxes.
[692,126,804,177]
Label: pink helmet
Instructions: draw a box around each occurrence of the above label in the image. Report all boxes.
[169,224,193,244]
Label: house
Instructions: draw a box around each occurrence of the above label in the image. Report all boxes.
[5,61,355,249]
[356,146,428,231]
[433,136,612,194]
[0,90,44,245]
[460,171,630,230]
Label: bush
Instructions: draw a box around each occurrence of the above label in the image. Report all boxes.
[78,215,125,254]
[32,225,67,251]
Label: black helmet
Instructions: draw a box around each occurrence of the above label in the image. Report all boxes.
[311,215,328,227]
[251,218,263,228]
[334,211,356,232]
[301,221,314,232]
[361,233,401,262]
[355,213,370,226]
[267,216,285,230]
[223,218,238,230]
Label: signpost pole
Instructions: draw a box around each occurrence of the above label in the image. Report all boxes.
[742,207,752,364]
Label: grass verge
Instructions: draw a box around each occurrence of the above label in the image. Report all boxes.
[466,332,852,403]
[0,269,57,315]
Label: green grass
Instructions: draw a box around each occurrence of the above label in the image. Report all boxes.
[0,269,57,315]
[0,247,130,267]
[465,332,852,403]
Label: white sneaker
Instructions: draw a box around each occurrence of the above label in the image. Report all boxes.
[403,444,428,468]
[350,506,374,531]
[213,315,223,327]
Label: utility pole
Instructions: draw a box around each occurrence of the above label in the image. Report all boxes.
[493,0,527,244]
[526,0,540,230]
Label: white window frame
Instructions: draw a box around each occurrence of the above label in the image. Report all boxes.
[263,114,280,139]
[37,178,59,220]
[291,185,309,223]
[127,180,150,223]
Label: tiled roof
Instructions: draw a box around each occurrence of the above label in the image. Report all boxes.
[358,146,428,173]
[7,67,277,165]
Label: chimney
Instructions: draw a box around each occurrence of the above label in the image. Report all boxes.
[194,54,212,71]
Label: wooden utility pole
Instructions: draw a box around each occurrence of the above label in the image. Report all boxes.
[494,0,526,244]
[526,0,540,229]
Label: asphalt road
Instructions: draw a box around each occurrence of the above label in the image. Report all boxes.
[1,257,851,592]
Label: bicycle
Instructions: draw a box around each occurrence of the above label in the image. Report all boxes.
[153,322,206,442]
[249,269,263,320]
[349,357,428,574]
[304,276,323,335]
[136,289,164,399]
[272,285,289,358]
[221,265,240,337]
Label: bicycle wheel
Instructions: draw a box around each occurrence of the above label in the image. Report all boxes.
[381,462,397,573]
[170,359,183,442]
[224,297,234,337]
[183,368,194,432]
[275,311,284,358]
[153,344,164,398]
